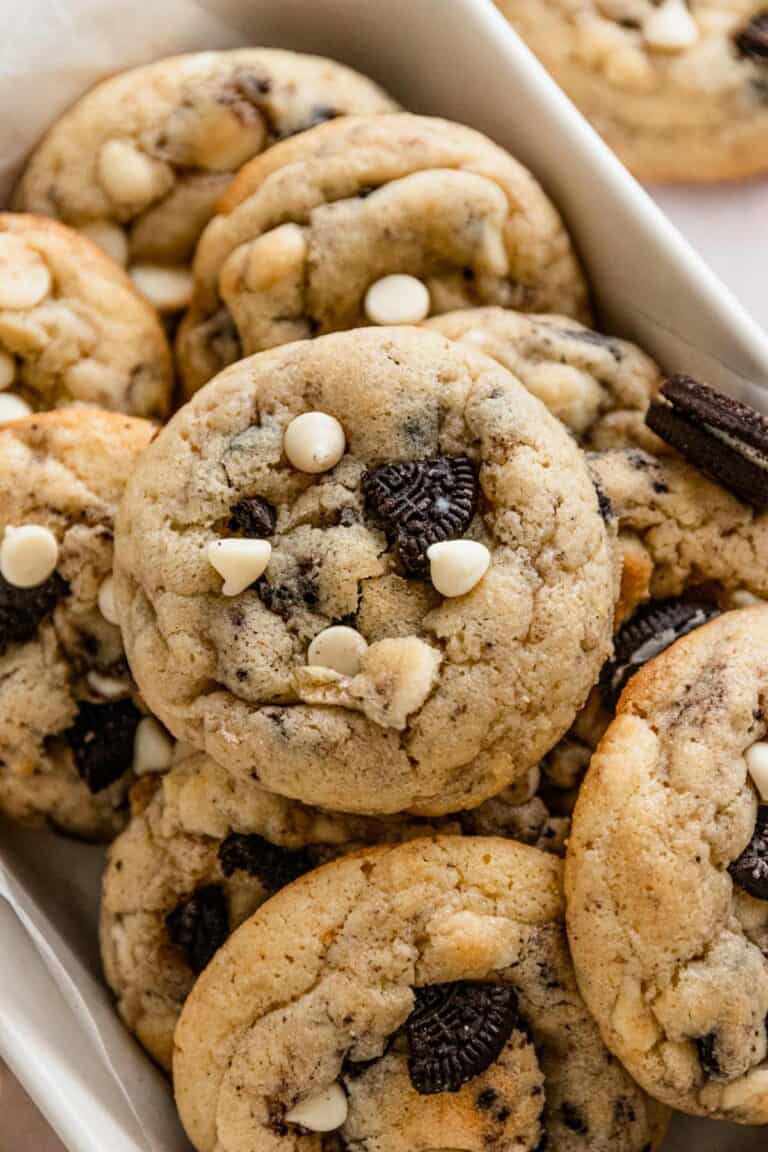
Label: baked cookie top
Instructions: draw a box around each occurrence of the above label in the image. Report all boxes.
[176,114,591,394]
[424,307,662,447]
[0,213,172,419]
[0,407,158,839]
[14,50,396,312]
[567,606,768,1121]
[495,1,768,182]
[101,748,565,1070]
[173,836,668,1152]
[114,327,615,816]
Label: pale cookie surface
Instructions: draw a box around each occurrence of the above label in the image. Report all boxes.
[496,2,768,183]
[101,749,567,1070]
[176,114,591,394]
[173,837,668,1152]
[425,308,662,447]
[0,408,156,839]
[14,50,396,297]
[0,214,172,418]
[566,607,768,1120]
[114,328,615,816]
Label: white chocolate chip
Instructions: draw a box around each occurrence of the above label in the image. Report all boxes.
[0,525,58,588]
[79,221,128,267]
[97,139,170,208]
[643,0,699,52]
[728,589,765,609]
[0,393,31,422]
[208,538,271,596]
[0,348,15,389]
[87,671,130,699]
[284,412,346,474]
[285,1083,348,1132]
[129,264,194,312]
[746,742,768,802]
[307,626,368,676]
[132,716,175,776]
[0,234,52,310]
[461,328,490,347]
[427,540,490,598]
[364,274,431,325]
[98,575,119,625]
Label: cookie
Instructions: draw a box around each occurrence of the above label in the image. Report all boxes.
[0,214,172,419]
[495,1,768,183]
[646,374,768,508]
[114,327,616,816]
[424,307,662,447]
[0,407,163,839]
[101,749,566,1070]
[566,606,768,1121]
[176,114,591,394]
[14,50,396,312]
[173,836,668,1152]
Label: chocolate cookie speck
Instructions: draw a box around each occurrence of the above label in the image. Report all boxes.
[218,833,316,890]
[166,885,229,974]
[66,699,141,793]
[0,571,67,653]
[729,806,768,900]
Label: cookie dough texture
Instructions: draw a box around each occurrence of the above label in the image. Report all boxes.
[495,1,768,183]
[14,50,396,282]
[0,408,155,838]
[114,327,615,816]
[567,608,768,1120]
[173,837,667,1152]
[0,214,171,417]
[176,114,591,394]
[425,308,662,447]
[101,749,566,1070]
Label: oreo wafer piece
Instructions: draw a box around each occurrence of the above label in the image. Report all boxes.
[600,598,720,708]
[646,375,768,508]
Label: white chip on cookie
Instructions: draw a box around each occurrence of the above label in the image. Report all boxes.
[79,220,129,267]
[283,411,346,473]
[285,1083,348,1132]
[0,393,32,422]
[87,671,130,699]
[97,139,169,209]
[427,539,490,597]
[641,0,699,53]
[364,274,431,325]
[133,716,174,775]
[0,349,15,390]
[0,234,52,310]
[0,524,58,587]
[98,574,119,625]
[745,741,768,802]
[207,538,271,596]
[307,625,368,676]
[130,264,194,312]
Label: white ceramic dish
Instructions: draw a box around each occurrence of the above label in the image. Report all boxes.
[1,1,767,1149]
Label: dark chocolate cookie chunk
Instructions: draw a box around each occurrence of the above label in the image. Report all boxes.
[228,496,276,537]
[729,806,768,900]
[166,885,229,974]
[362,455,479,575]
[406,981,520,1094]
[218,833,315,890]
[66,699,142,793]
[0,571,67,653]
[646,375,768,508]
[735,13,768,62]
[600,598,720,708]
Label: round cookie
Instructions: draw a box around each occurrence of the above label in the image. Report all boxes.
[173,836,668,1152]
[0,214,172,419]
[424,307,662,447]
[14,50,396,312]
[495,1,768,183]
[0,407,161,839]
[566,607,768,1121]
[114,327,616,816]
[101,749,567,1071]
[176,114,591,394]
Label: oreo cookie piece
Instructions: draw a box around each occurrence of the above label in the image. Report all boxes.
[735,13,768,62]
[66,699,142,793]
[646,375,768,509]
[729,806,768,900]
[406,981,519,1094]
[362,455,479,575]
[228,496,276,538]
[166,885,229,974]
[0,571,67,654]
[600,598,720,708]
[218,833,315,890]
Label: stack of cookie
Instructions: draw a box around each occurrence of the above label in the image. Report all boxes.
[0,42,765,1152]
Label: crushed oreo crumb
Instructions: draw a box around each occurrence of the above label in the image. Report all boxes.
[695,1032,722,1079]
[228,496,276,537]
[0,571,67,653]
[218,833,315,890]
[66,699,141,793]
[166,885,229,974]
[729,806,768,900]
[735,13,768,62]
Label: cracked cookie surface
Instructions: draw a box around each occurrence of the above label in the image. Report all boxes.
[566,607,768,1121]
[495,1,768,182]
[101,748,567,1070]
[0,408,155,838]
[176,114,591,394]
[114,327,615,816]
[0,214,172,417]
[173,836,668,1152]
